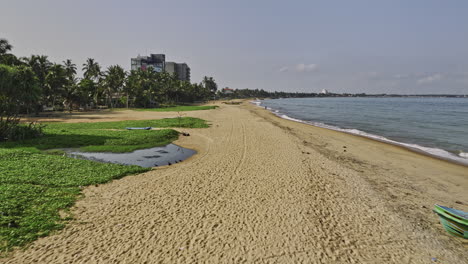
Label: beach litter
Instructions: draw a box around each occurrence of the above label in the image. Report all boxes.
[433,204,468,239]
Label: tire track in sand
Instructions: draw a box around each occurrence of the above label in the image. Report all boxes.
[234,121,247,175]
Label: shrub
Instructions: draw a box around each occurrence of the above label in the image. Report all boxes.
[0,117,44,142]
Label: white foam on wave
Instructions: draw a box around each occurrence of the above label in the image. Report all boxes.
[280,114,304,123]
[258,103,468,165]
[250,100,262,106]
[250,100,274,110]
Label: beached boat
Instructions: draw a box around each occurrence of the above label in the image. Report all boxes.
[433,204,468,239]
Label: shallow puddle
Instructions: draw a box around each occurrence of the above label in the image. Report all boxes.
[66,144,196,167]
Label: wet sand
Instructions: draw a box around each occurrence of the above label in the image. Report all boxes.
[4,102,468,263]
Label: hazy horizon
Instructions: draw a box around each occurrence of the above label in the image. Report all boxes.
[2,0,468,94]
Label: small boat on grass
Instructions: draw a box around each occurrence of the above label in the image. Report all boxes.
[126,127,152,130]
[433,204,468,239]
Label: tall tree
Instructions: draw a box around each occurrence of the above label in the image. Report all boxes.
[82,58,101,81]
[77,78,96,109]
[0,39,22,66]
[63,59,77,77]
[0,64,40,116]
[61,59,78,111]
[103,65,126,108]
[82,58,102,106]
[0,39,12,55]
[45,64,67,108]
[202,76,218,94]
[124,70,140,108]
[22,55,52,110]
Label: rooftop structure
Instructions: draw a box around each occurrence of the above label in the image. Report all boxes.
[222,88,234,94]
[131,54,165,72]
[131,54,191,82]
[165,62,191,82]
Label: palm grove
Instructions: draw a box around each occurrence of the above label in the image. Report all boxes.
[0,39,218,140]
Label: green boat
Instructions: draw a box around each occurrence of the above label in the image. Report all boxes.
[433,204,468,239]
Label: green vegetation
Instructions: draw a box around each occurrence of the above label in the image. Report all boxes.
[1,117,208,152]
[2,128,180,153]
[45,117,208,129]
[217,88,325,99]
[0,38,218,114]
[0,117,208,252]
[0,64,43,141]
[134,105,218,112]
[0,148,149,252]
[0,37,217,253]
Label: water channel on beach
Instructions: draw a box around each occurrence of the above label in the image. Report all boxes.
[65,144,196,167]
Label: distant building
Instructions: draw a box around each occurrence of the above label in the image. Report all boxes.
[131,54,166,72]
[131,54,191,82]
[222,88,234,94]
[165,62,191,82]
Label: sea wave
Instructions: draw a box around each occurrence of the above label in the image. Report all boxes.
[251,100,262,106]
[251,100,468,165]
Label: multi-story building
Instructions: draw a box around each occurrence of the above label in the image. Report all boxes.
[165,62,191,82]
[131,54,191,82]
[131,54,166,72]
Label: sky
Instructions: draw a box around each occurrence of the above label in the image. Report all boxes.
[1,0,468,94]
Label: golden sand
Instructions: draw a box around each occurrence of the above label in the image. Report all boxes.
[5,103,468,263]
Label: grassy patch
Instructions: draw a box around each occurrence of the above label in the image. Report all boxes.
[0,149,148,186]
[45,117,209,130]
[1,117,208,153]
[116,105,218,112]
[0,149,149,252]
[0,117,209,252]
[2,128,180,153]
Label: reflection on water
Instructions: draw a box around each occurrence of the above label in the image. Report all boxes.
[65,144,196,167]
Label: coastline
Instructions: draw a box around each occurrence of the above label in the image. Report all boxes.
[4,102,467,263]
[252,100,468,167]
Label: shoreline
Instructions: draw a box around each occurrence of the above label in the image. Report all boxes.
[251,100,468,167]
[4,103,467,263]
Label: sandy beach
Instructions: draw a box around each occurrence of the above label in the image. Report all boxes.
[3,102,468,263]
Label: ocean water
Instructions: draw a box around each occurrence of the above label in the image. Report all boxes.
[255,97,468,165]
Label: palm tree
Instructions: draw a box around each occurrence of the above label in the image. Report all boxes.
[61,60,78,111]
[125,70,141,108]
[203,76,218,93]
[82,58,102,107]
[0,39,12,55]
[0,39,22,66]
[77,78,96,109]
[103,65,126,108]
[62,77,80,112]
[23,55,52,110]
[45,64,68,108]
[82,58,101,81]
[63,59,77,77]
[23,55,52,84]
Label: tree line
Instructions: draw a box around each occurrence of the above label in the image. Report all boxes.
[0,38,218,141]
[217,88,326,99]
[0,38,218,115]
